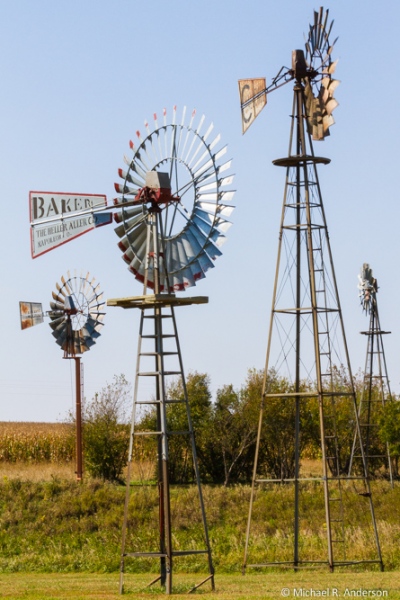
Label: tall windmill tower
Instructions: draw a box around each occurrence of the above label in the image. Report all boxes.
[239,8,383,571]
[349,263,394,486]
[108,106,235,594]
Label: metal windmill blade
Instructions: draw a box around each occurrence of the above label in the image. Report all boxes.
[49,271,105,357]
[113,106,235,292]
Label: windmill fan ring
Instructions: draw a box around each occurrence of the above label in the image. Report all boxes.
[49,272,105,356]
[113,106,235,292]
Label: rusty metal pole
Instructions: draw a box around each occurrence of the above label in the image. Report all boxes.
[74,356,83,482]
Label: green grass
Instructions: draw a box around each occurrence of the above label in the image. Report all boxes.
[0,477,400,575]
[1,461,400,598]
[0,572,399,599]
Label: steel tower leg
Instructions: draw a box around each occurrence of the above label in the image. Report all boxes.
[243,82,383,572]
[117,210,214,594]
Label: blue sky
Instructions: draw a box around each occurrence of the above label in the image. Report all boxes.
[1,0,400,421]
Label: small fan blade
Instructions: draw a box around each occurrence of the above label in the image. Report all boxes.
[118,167,145,189]
[117,221,147,252]
[195,201,235,219]
[217,159,232,174]
[49,316,66,331]
[114,182,140,196]
[55,282,67,297]
[114,205,144,224]
[325,97,338,116]
[114,213,147,238]
[197,251,214,274]
[327,59,338,75]
[50,301,64,312]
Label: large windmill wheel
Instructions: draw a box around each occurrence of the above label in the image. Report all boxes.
[114,106,235,292]
[49,272,105,356]
[303,7,340,140]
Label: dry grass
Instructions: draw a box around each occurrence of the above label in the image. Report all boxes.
[0,457,155,482]
[0,461,76,481]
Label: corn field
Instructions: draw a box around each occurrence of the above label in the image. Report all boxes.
[0,422,75,463]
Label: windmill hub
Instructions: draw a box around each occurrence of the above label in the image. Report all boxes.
[292,50,308,81]
[135,171,180,211]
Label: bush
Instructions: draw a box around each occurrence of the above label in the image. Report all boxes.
[82,374,131,482]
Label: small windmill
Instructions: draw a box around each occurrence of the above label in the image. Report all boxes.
[349,263,394,485]
[239,7,383,572]
[20,271,105,480]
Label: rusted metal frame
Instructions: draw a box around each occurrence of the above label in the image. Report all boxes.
[304,96,383,571]
[151,212,173,593]
[293,80,304,570]
[246,559,383,569]
[256,476,374,483]
[264,390,355,398]
[243,93,297,576]
[74,357,83,482]
[240,68,293,112]
[119,232,153,594]
[295,81,335,570]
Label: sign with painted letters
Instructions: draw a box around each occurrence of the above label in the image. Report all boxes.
[29,191,112,258]
[238,78,267,134]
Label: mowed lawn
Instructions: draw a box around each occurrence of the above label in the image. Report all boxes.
[0,572,399,600]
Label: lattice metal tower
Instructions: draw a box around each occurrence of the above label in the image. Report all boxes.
[239,8,383,572]
[349,263,394,486]
[108,107,235,594]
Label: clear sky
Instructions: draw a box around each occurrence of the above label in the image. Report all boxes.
[1,0,399,422]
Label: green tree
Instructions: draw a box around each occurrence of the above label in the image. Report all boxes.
[138,372,213,484]
[251,369,317,480]
[83,374,131,482]
[210,383,258,485]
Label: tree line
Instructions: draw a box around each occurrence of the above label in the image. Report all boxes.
[81,370,400,483]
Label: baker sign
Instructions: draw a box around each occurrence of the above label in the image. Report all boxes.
[29,191,112,258]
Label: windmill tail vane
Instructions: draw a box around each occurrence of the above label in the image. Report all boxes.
[239,6,340,138]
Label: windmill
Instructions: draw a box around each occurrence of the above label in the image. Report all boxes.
[349,264,394,486]
[239,8,383,572]
[20,271,105,481]
[109,106,235,594]
[28,104,234,594]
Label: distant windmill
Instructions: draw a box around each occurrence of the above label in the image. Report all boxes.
[20,271,105,480]
[239,7,383,572]
[349,263,394,486]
